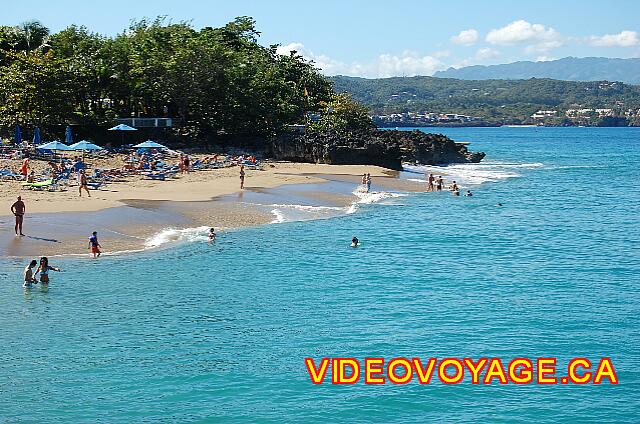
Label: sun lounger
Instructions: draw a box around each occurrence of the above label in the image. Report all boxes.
[21,179,55,191]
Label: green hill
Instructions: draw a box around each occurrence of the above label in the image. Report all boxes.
[330,75,640,126]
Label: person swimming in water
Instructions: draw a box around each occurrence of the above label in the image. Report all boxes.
[351,236,359,247]
[465,190,473,197]
[208,227,216,243]
[453,188,460,196]
[34,257,61,285]
[23,260,38,288]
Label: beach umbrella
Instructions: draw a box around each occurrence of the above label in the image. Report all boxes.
[38,140,71,151]
[65,126,73,144]
[32,127,41,145]
[69,140,103,160]
[108,124,137,131]
[14,125,21,144]
[69,140,103,151]
[109,123,137,145]
[133,140,168,149]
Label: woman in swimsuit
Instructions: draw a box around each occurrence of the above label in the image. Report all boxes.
[34,257,61,285]
[239,165,245,189]
[79,169,91,197]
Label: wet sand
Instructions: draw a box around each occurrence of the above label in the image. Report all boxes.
[1,165,425,258]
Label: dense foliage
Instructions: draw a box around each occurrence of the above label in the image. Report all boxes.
[331,75,640,125]
[0,18,336,140]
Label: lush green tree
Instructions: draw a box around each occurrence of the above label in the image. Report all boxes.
[307,92,374,133]
[0,50,72,127]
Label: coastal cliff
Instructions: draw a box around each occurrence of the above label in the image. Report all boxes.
[269,130,485,170]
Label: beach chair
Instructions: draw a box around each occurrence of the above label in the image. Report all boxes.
[22,179,55,191]
[0,169,21,180]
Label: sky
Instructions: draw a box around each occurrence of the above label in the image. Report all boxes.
[3,0,640,78]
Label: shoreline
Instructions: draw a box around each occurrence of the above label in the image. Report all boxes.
[0,163,424,258]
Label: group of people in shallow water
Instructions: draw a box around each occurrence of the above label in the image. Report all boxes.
[426,173,472,197]
[23,257,61,288]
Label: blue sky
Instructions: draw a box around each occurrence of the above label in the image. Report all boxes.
[4,0,640,77]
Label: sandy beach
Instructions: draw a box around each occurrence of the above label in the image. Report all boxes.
[0,156,426,257]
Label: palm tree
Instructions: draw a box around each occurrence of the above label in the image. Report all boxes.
[13,20,50,52]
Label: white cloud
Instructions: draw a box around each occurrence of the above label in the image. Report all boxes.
[276,43,445,77]
[451,29,479,46]
[588,30,640,47]
[525,40,564,54]
[275,42,306,56]
[475,47,500,61]
[486,20,559,45]
[376,51,444,77]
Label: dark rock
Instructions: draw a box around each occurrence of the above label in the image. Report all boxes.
[269,129,485,169]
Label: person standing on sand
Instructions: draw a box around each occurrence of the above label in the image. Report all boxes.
[183,154,190,174]
[34,257,61,285]
[79,169,91,197]
[23,260,38,288]
[89,231,102,258]
[72,157,85,184]
[427,173,435,192]
[11,196,25,236]
[240,165,245,189]
[21,157,29,179]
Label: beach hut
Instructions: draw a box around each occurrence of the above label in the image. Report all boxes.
[108,123,137,145]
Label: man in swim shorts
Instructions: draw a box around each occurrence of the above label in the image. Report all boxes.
[89,231,102,258]
[11,196,25,236]
[23,260,38,288]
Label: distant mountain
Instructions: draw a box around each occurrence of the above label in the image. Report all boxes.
[330,75,640,126]
[433,57,640,84]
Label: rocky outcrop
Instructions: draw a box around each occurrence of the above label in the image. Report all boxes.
[269,129,485,170]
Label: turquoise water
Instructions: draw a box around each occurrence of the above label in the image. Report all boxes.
[1,127,639,423]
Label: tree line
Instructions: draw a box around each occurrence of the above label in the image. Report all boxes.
[0,17,373,143]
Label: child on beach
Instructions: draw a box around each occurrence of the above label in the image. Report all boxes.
[208,228,216,243]
[34,257,61,285]
[89,231,102,258]
[23,260,38,288]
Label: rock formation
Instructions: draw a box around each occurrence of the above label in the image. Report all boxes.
[269,129,485,170]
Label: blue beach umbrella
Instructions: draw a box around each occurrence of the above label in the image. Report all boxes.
[109,123,137,145]
[38,140,71,151]
[69,140,103,160]
[65,126,73,144]
[108,124,137,131]
[133,140,168,149]
[32,127,41,145]
[69,140,103,151]
[14,125,21,144]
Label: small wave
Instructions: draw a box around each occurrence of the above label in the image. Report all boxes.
[144,226,210,248]
[270,209,286,224]
[403,161,543,186]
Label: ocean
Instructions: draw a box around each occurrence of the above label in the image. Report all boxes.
[0,127,638,423]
